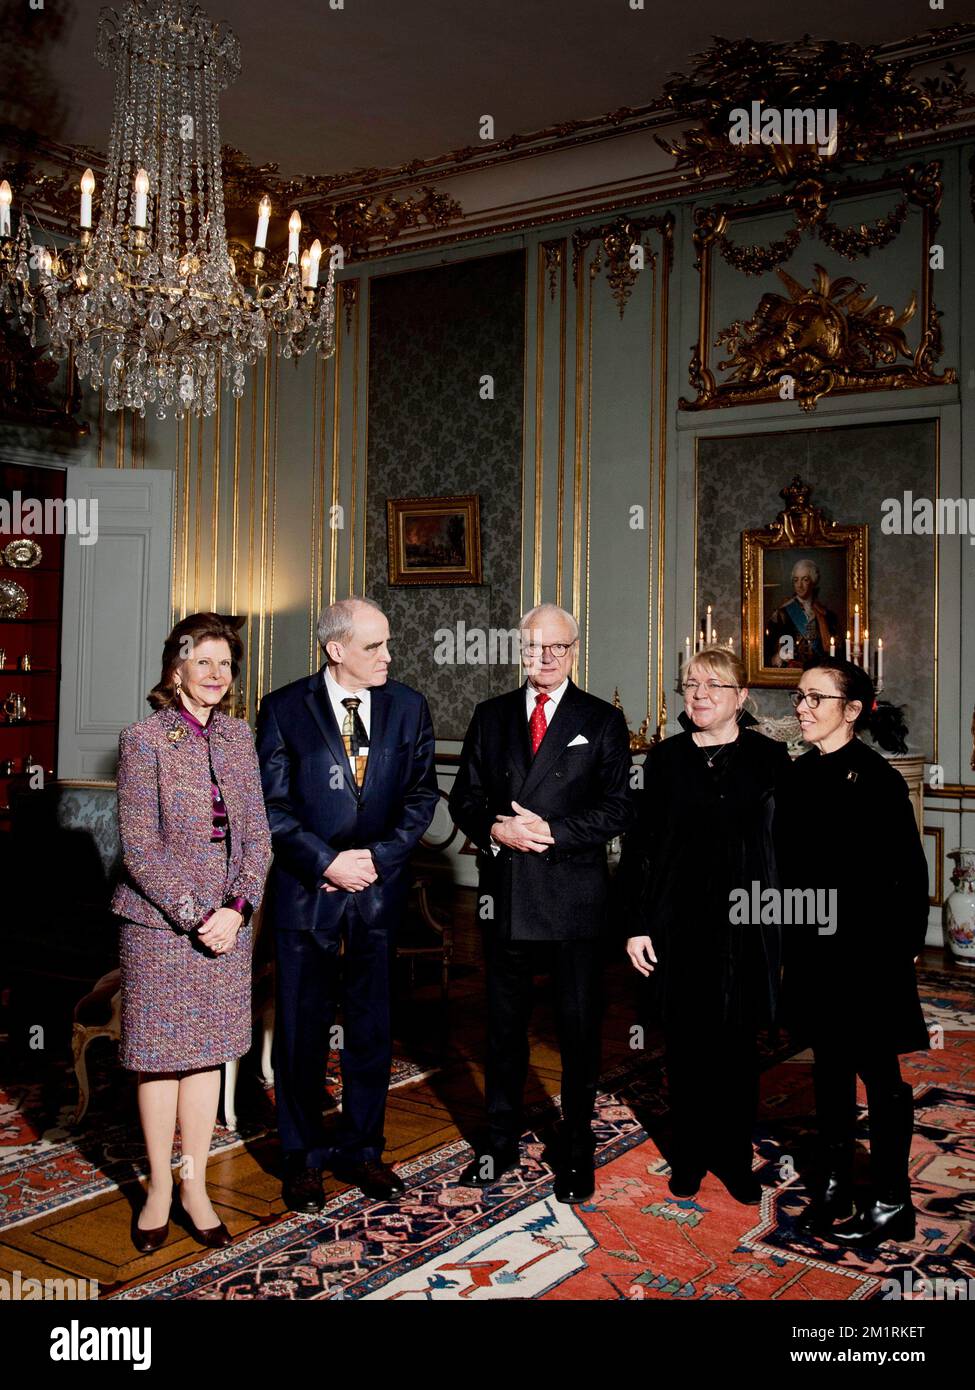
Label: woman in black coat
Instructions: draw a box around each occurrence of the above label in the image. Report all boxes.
[778,657,930,1247]
[621,645,790,1204]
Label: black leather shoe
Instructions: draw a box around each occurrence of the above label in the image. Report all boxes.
[458,1146,520,1189]
[330,1157,406,1200]
[797,1173,856,1234]
[282,1165,325,1214]
[668,1167,705,1199]
[554,1159,595,1205]
[829,1198,916,1247]
[713,1166,762,1205]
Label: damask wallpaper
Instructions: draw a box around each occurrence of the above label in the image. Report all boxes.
[365,250,526,741]
[696,419,937,758]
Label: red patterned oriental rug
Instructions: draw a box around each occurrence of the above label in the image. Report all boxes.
[111,969,974,1301]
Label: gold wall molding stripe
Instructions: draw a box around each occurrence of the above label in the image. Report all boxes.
[245,369,258,719]
[532,244,545,606]
[360,278,371,595]
[582,254,597,687]
[268,355,280,694]
[193,413,203,609]
[96,388,105,469]
[318,355,328,629]
[309,354,321,672]
[647,255,657,722]
[255,352,271,707]
[231,394,241,623]
[210,379,221,612]
[328,284,343,606]
[655,217,674,730]
[348,281,361,597]
[180,411,191,620]
[170,416,180,618]
[571,248,585,627]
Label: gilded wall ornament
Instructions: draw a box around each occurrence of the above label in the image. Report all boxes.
[682,162,956,411]
[656,33,968,189]
[571,214,674,317]
[699,264,952,412]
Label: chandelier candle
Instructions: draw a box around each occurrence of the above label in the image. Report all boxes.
[0,182,10,238]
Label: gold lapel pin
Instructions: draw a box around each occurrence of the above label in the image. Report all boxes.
[167,725,187,743]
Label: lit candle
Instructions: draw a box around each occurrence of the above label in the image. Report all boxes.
[726,637,733,650]
[300,249,311,288]
[288,210,301,265]
[0,180,11,238]
[307,238,322,289]
[829,635,835,657]
[133,168,149,228]
[698,629,704,653]
[845,630,851,662]
[684,635,691,671]
[255,195,271,249]
[80,168,95,229]
[853,603,860,648]
[706,604,713,644]
[862,629,869,671]
[712,629,718,647]
[877,637,884,682]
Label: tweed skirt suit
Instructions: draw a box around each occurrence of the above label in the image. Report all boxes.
[112,706,272,1073]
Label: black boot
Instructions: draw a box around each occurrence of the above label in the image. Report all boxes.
[798,1143,855,1234]
[831,1082,915,1248]
[830,1197,916,1246]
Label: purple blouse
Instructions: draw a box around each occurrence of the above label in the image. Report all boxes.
[177,702,251,924]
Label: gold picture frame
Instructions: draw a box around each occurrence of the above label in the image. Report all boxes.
[742,476,867,688]
[386,494,482,587]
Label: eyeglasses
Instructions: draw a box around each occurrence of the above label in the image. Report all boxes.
[522,641,576,659]
[679,680,737,696]
[789,690,845,710]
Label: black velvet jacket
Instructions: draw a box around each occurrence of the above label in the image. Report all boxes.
[618,715,791,1029]
[775,734,930,1055]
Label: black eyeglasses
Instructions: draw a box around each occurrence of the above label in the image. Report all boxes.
[789,690,846,710]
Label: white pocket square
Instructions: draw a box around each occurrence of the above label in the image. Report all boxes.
[567,734,588,746]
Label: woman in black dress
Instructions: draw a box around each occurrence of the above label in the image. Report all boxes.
[778,658,929,1246]
[622,645,790,1203]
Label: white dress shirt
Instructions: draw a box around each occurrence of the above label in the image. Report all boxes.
[324,666,371,771]
[525,676,568,725]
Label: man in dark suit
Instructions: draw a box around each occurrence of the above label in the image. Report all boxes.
[448,603,633,1203]
[257,598,438,1212]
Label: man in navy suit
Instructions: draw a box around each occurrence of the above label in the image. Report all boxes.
[257,598,438,1211]
[449,604,633,1203]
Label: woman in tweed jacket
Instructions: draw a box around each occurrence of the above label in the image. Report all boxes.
[112,613,271,1252]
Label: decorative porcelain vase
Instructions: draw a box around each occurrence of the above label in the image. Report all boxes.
[945,849,975,966]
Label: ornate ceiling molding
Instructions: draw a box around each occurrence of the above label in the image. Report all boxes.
[656,33,970,188]
[4,24,975,259]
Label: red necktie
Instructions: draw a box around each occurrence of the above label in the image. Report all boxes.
[529,690,550,755]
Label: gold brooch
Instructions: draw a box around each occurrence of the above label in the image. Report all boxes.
[167,725,187,742]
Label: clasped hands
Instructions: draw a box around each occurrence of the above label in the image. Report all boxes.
[197,905,243,954]
[322,847,378,893]
[490,800,554,854]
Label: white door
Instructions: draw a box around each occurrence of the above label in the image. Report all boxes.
[58,468,173,778]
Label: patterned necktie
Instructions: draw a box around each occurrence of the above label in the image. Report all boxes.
[529,690,550,755]
[341,696,370,788]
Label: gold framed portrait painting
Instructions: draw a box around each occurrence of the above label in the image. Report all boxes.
[742,477,867,688]
[386,494,482,586]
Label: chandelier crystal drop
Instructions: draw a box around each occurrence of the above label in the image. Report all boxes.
[7,0,335,420]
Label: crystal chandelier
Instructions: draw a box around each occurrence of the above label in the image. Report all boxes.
[0,0,335,419]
